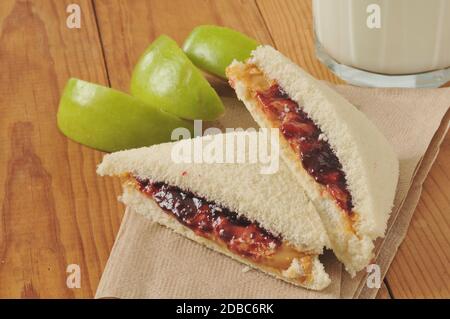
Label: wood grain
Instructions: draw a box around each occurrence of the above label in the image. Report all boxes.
[0,0,122,298]
[0,0,448,298]
[386,133,450,298]
[93,0,274,92]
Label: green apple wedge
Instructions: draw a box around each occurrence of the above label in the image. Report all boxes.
[57,78,193,152]
[130,35,224,121]
[183,25,259,79]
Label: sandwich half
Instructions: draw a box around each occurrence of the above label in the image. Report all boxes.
[97,132,331,290]
[226,46,399,275]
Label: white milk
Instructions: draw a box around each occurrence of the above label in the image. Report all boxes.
[313,0,450,75]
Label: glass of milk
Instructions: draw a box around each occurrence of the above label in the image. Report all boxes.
[313,0,450,87]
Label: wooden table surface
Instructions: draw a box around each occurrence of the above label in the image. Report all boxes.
[0,0,448,299]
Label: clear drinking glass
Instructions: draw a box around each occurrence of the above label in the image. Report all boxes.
[313,0,450,88]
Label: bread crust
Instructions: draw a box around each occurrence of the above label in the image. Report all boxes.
[120,184,331,291]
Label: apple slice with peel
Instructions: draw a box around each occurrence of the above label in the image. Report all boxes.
[131,35,224,121]
[183,25,259,79]
[57,78,193,152]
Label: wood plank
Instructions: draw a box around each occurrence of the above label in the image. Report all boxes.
[386,132,450,298]
[0,0,121,298]
[93,0,274,93]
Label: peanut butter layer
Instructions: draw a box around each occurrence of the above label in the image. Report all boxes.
[134,177,314,284]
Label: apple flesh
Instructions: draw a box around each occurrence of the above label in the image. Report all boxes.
[183,25,259,79]
[57,78,193,152]
[130,35,224,121]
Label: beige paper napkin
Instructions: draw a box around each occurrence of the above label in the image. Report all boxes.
[95,85,450,299]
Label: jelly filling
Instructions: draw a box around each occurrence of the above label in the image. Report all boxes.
[256,84,354,214]
[135,178,282,261]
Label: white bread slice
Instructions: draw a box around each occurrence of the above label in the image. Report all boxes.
[97,132,331,290]
[119,184,330,291]
[226,46,399,275]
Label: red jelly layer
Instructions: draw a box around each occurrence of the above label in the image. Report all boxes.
[135,178,282,261]
[256,84,354,214]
